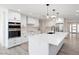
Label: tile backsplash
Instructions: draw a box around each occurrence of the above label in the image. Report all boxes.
[27,24,41,35]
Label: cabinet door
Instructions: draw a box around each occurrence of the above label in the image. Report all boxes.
[28,17,39,27]
[21,15,27,42]
[8,38,17,48]
[8,11,21,22]
[8,37,26,48]
[34,19,39,27]
[28,17,35,24]
[21,16,27,27]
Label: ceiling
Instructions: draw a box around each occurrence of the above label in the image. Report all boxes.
[0,4,79,20]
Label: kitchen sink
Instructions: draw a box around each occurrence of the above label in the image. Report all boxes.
[47,32,55,34]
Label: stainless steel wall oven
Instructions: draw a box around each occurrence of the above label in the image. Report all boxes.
[8,22,21,38]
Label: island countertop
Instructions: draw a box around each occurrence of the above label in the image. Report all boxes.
[28,32,68,55]
[48,32,68,46]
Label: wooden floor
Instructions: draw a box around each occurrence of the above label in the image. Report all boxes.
[0,33,79,55]
[58,33,79,55]
[0,43,28,55]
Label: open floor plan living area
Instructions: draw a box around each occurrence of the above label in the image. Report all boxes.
[0,4,79,55]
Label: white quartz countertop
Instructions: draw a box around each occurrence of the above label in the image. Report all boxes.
[28,32,68,55]
[28,32,68,46]
[48,32,68,46]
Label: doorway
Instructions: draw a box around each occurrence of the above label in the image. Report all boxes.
[69,22,79,39]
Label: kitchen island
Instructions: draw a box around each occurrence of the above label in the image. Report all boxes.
[28,32,68,55]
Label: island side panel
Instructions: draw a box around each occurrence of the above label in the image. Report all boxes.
[28,35,49,55]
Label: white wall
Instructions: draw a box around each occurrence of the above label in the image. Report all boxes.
[0,7,8,48]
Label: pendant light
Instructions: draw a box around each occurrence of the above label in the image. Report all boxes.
[45,4,60,20]
[51,9,56,18]
[46,4,50,19]
[56,12,59,18]
[56,12,59,21]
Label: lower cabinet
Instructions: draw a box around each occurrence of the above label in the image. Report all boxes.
[8,15,27,48]
[21,28,27,43]
[8,39,17,48]
[8,37,27,48]
[49,40,64,55]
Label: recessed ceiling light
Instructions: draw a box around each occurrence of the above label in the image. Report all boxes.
[76,10,79,12]
[17,9,21,12]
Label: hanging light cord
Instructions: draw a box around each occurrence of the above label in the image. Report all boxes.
[46,4,50,16]
[52,9,56,16]
[56,12,59,17]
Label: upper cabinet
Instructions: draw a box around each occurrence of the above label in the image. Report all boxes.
[8,10,21,22]
[56,18,64,23]
[33,18,39,27]
[28,17,35,24]
[27,17,39,27]
[21,15,27,28]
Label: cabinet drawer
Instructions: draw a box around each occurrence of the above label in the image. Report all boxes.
[15,38,22,43]
[8,38,21,48]
[8,39,16,43]
[8,40,16,48]
[21,32,27,37]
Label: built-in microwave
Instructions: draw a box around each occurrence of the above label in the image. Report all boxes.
[8,22,21,38]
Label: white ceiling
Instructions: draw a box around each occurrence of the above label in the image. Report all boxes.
[0,4,79,20]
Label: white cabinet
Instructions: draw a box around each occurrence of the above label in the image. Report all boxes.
[8,10,21,22]
[8,38,22,48]
[28,17,39,27]
[8,15,27,48]
[34,19,39,27]
[28,17,35,24]
[21,15,27,42]
[0,8,27,48]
